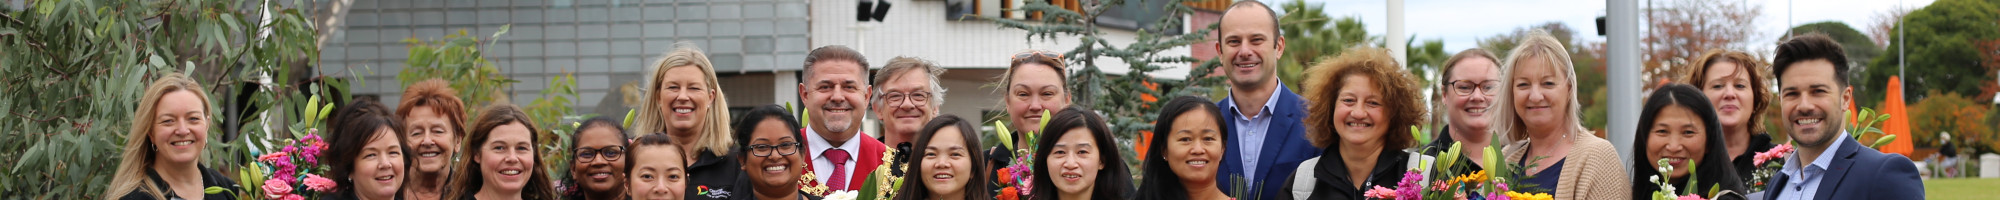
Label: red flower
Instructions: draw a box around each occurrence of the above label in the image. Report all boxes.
[998,187,1020,200]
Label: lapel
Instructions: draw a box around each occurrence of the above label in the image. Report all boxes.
[1814,137,1864,198]
[1764,172,1789,200]
[1254,86,1304,184]
[1215,97,1246,189]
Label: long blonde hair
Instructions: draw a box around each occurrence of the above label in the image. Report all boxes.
[1490,30,1592,142]
[103,73,213,199]
[630,43,735,157]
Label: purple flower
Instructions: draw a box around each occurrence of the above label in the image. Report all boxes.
[1394,170,1423,200]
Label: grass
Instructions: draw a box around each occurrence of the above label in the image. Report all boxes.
[1924,178,2000,199]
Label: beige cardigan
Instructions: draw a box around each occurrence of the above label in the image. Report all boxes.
[1503,132,1630,200]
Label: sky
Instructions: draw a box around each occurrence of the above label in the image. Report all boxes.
[1299,0,1935,54]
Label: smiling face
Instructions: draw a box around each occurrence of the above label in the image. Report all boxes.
[656,66,714,135]
[1447,57,1500,132]
[1509,56,1573,133]
[1645,105,1707,179]
[800,60,870,138]
[1334,75,1390,147]
[627,145,686,200]
[1006,64,1070,134]
[570,126,628,193]
[1777,59,1849,148]
[739,118,804,189]
[1047,128,1103,196]
[150,91,208,165]
[476,122,536,193]
[1216,6,1284,88]
[1701,62,1756,130]
[403,107,457,175]
[920,126,973,197]
[1165,109,1224,185]
[353,127,407,199]
[875,69,936,140]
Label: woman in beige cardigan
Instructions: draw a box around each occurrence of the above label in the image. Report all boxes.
[1489,30,1629,200]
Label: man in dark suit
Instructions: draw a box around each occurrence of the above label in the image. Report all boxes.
[1212,1,1322,199]
[1763,33,1923,200]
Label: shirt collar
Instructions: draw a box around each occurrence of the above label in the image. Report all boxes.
[1781,131,1848,176]
[805,125,861,159]
[1225,82,1285,118]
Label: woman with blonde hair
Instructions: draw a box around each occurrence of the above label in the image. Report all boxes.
[1280,48,1427,200]
[1677,49,1779,184]
[1491,30,1628,199]
[442,104,561,200]
[105,73,242,200]
[629,44,749,200]
[985,50,1071,174]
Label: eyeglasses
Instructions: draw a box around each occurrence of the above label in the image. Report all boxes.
[1450,80,1501,96]
[1011,50,1063,62]
[575,146,625,161]
[746,142,801,157]
[881,91,931,105]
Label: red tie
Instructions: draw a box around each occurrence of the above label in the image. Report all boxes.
[826,149,851,190]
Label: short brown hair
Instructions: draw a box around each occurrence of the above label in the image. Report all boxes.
[1772,33,1850,87]
[1301,48,1425,149]
[803,45,871,81]
[444,104,560,200]
[396,79,467,136]
[1680,49,1773,134]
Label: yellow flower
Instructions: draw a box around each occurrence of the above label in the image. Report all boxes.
[1505,191,1553,200]
[1467,170,1489,183]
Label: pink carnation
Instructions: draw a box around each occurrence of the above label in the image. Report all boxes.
[1363,186,1398,199]
[303,174,338,192]
[258,152,289,163]
[262,179,293,199]
[1677,195,1709,200]
[281,194,305,200]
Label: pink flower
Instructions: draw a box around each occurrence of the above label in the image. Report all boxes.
[262,179,293,199]
[258,152,289,163]
[281,194,305,200]
[1676,195,1708,200]
[302,174,337,192]
[1364,186,1398,199]
[1753,144,1795,166]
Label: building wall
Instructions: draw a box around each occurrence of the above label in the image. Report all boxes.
[809,0,1193,77]
[319,0,813,121]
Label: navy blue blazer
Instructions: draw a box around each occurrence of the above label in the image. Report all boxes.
[1761,135,1924,200]
[1216,86,1322,200]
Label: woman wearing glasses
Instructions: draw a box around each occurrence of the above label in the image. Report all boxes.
[1421,49,1502,172]
[733,105,822,200]
[565,117,632,200]
[986,50,1070,173]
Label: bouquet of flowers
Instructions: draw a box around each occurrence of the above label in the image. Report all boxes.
[1743,143,1792,193]
[992,110,1051,200]
[242,95,338,200]
[1361,126,1551,200]
[1646,158,1720,200]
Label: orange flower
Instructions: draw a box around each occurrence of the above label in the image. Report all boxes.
[998,187,1020,200]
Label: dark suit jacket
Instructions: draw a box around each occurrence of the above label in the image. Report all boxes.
[1216,86,1322,200]
[798,129,887,192]
[1761,136,1924,200]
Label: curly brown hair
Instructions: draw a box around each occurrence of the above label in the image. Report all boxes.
[1301,48,1427,150]
[395,78,467,136]
[1679,49,1773,134]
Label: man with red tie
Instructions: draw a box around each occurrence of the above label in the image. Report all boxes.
[796,45,887,192]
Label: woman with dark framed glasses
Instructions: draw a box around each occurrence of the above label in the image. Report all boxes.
[565,117,632,200]
[733,105,822,200]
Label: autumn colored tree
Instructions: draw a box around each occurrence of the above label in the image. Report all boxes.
[1641,0,1762,88]
[1907,91,1995,154]
[1868,6,1913,50]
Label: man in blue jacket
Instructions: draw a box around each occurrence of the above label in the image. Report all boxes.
[1763,33,1923,200]
[1212,1,1321,199]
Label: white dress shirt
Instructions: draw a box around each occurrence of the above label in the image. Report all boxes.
[805,125,860,186]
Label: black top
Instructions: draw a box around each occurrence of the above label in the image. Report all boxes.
[685,149,753,200]
[1279,146,1411,200]
[1517,158,1565,194]
[1419,127,1486,175]
[888,142,912,177]
[120,165,242,200]
[1730,133,1777,185]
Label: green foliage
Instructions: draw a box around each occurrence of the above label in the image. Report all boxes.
[397,26,520,121]
[1864,0,2000,107]
[1277,0,1375,91]
[984,0,1225,184]
[1845,107,1898,149]
[1,0,320,198]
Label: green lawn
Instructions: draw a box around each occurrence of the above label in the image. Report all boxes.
[1925,178,2000,199]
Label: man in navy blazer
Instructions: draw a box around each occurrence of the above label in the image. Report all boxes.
[1212,1,1322,199]
[1762,34,1923,200]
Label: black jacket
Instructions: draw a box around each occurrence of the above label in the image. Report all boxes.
[685,149,753,200]
[120,165,242,200]
[1280,147,1410,200]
